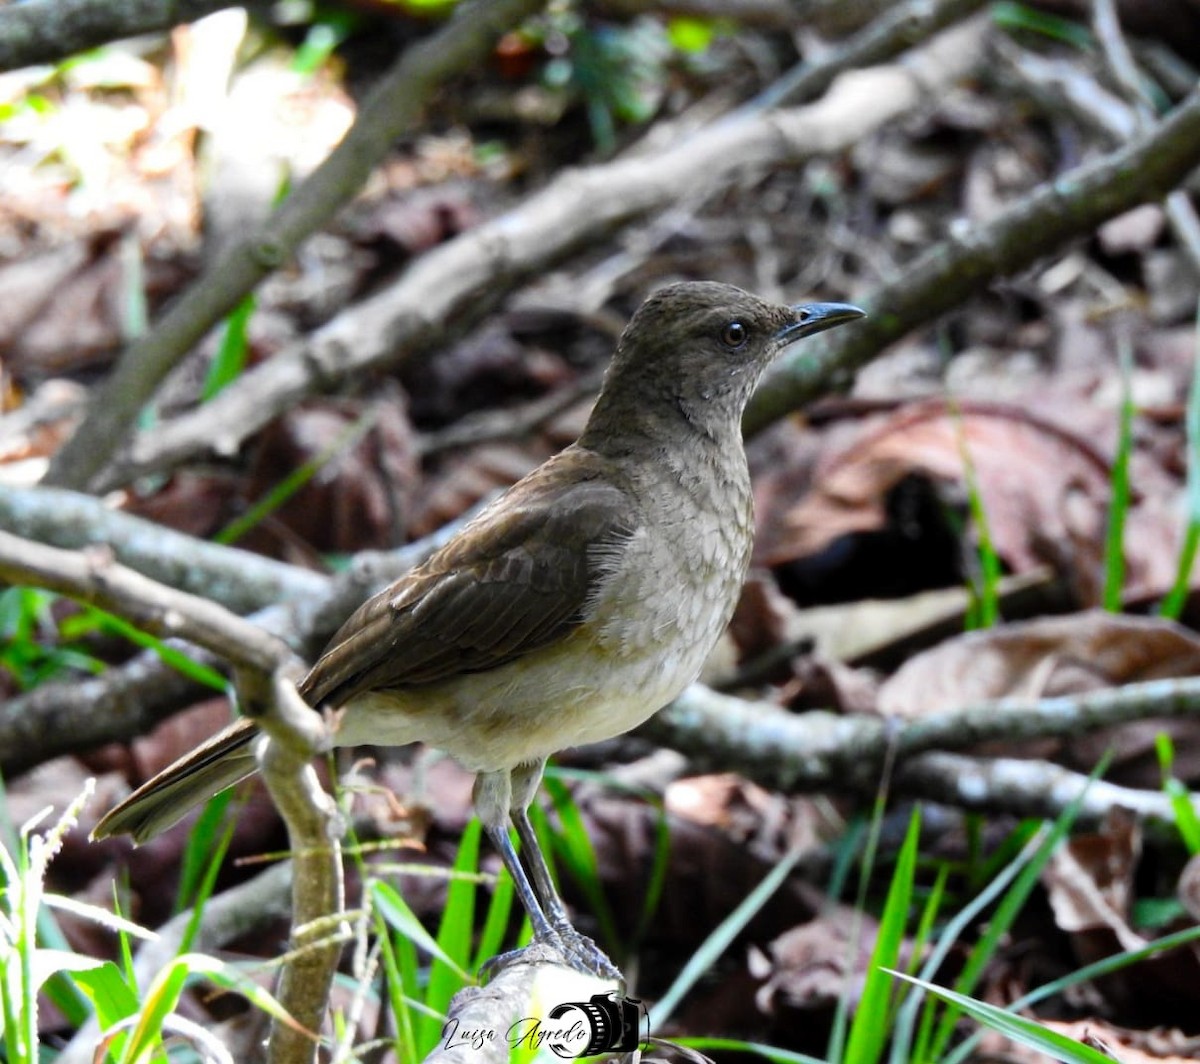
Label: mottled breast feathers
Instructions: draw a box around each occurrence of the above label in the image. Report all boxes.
[298,448,637,707]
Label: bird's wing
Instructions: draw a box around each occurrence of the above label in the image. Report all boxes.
[299,451,637,706]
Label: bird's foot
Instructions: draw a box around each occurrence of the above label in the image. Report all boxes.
[550,924,623,984]
[478,928,622,987]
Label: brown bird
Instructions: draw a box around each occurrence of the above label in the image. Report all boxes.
[93,281,864,977]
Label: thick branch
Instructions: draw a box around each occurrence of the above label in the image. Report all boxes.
[0,506,468,777]
[44,0,546,493]
[896,751,1200,823]
[0,530,292,672]
[743,81,1200,434]
[0,485,326,615]
[643,678,1200,808]
[0,0,254,72]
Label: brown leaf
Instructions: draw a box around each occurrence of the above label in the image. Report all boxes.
[1043,807,1144,952]
[751,903,885,1013]
[242,393,419,557]
[878,611,1200,785]
[765,401,1112,594]
[879,611,1200,716]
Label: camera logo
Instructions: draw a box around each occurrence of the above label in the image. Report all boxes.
[441,990,648,1057]
[545,991,646,1058]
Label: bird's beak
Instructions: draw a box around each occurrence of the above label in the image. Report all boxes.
[774,302,866,348]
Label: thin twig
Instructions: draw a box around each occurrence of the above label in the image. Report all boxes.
[1092,0,1200,276]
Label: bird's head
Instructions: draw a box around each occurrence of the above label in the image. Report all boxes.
[583,281,864,448]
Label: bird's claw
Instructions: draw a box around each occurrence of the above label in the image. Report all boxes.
[479,928,623,987]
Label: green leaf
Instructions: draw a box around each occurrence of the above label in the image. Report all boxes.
[889,971,1117,1064]
[1162,298,1200,618]
[70,960,139,1036]
[202,295,256,401]
[991,2,1092,47]
[420,819,481,1050]
[667,17,715,54]
[1103,335,1134,611]
[371,879,469,979]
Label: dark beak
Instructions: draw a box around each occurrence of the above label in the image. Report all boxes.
[774,302,866,347]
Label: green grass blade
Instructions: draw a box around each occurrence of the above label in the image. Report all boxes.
[418,818,482,1052]
[540,774,619,955]
[1156,732,1200,853]
[202,294,256,401]
[920,760,1101,1062]
[899,824,1048,1064]
[214,407,377,546]
[371,879,469,981]
[1103,334,1134,611]
[829,791,892,1064]
[891,971,1116,1064]
[375,909,420,1064]
[649,846,802,1031]
[953,408,1001,629]
[843,808,920,1064]
[629,800,671,954]
[991,1,1092,47]
[942,922,1200,1064]
[472,848,514,973]
[1161,299,1200,618]
[84,607,228,691]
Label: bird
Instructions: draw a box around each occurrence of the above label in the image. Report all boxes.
[93,281,865,978]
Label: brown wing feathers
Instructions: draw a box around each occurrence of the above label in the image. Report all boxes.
[299,455,636,708]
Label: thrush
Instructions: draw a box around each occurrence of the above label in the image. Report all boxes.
[93,281,864,978]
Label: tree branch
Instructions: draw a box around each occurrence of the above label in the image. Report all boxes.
[743,80,1200,434]
[644,678,1200,817]
[0,485,326,615]
[0,0,256,72]
[89,15,989,492]
[43,0,546,493]
[0,504,470,777]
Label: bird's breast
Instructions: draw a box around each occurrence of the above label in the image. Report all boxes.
[334,458,755,773]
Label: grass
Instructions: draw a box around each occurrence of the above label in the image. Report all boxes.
[5,752,1200,1063]
[1160,298,1200,619]
[1102,333,1135,612]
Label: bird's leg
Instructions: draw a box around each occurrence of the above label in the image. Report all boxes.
[508,760,572,930]
[509,761,623,984]
[473,770,558,944]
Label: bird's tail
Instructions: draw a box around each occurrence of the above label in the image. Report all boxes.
[91,717,261,844]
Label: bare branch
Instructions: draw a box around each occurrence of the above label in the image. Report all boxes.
[896,751,1200,823]
[0,0,256,72]
[44,0,547,493]
[644,677,1200,820]
[742,0,986,113]
[744,81,1200,434]
[92,16,990,491]
[1091,0,1200,275]
[0,529,291,672]
[0,503,471,777]
[0,485,326,615]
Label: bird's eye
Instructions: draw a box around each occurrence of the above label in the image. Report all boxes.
[721,321,748,349]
